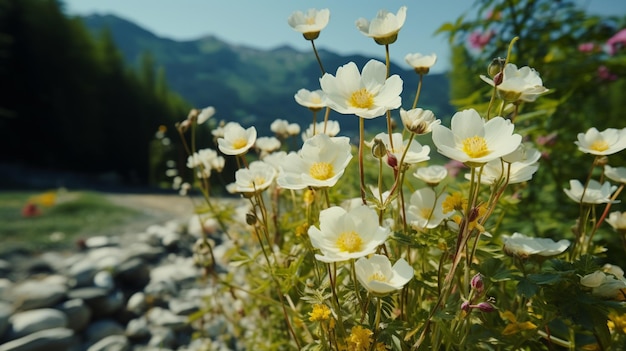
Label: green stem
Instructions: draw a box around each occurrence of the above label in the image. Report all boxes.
[412,73,423,109]
[311,39,325,74]
[359,117,367,205]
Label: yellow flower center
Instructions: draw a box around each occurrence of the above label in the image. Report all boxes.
[590,140,609,152]
[368,272,387,282]
[420,208,433,219]
[349,88,374,109]
[336,231,363,253]
[232,138,248,149]
[306,17,316,25]
[309,162,334,180]
[253,176,266,187]
[462,136,490,158]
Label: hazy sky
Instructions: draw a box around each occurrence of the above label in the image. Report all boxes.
[62,0,626,74]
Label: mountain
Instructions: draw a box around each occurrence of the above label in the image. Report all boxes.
[79,14,454,136]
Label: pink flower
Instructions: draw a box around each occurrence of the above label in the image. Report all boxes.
[444,159,466,178]
[469,30,494,50]
[536,132,557,147]
[598,65,618,81]
[607,28,626,55]
[577,42,596,53]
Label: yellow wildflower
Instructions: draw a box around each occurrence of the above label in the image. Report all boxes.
[500,310,537,336]
[296,223,309,237]
[442,191,466,213]
[303,189,315,205]
[609,312,626,334]
[308,303,330,322]
[346,325,373,351]
[30,191,57,207]
[375,342,389,351]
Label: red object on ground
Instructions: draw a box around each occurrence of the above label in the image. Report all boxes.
[21,202,41,217]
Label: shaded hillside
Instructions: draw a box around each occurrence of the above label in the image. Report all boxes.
[80,14,454,136]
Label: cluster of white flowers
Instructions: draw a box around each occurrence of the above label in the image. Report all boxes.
[564,127,626,204]
[175,5,626,348]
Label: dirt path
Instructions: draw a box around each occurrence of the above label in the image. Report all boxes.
[105,193,196,219]
[102,193,243,235]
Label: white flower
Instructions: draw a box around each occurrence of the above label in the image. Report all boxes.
[470,159,539,185]
[580,270,626,299]
[404,53,437,74]
[405,188,452,230]
[287,123,301,136]
[563,179,618,204]
[186,148,224,178]
[604,264,625,280]
[302,120,341,141]
[480,63,549,102]
[466,145,541,185]
[308,205,390,263]
[605,165,626,183]
[217,122,257,156]
[288,8,330,40]
[255,136,281,154]
[229,161,277,194]
[580,271,607,288]
[503,232,570,258]
[356,6,407,45]
[320,60,402,119]
[197,106,216,124]
[368,132,430,166]
[277,134,352,190]
[431,109,522,166]
[606,211,626,232]
[211,123,226,139]
[355,254,413,295]
[413,165,448,186]
[295,89,326,111]
[271,119,290,138]
[501,143,540,163]
[575,127,626,156]
[263,151,289,171]
[399,108,440,135]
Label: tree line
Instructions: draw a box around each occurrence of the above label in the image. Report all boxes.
[0,0,190,186]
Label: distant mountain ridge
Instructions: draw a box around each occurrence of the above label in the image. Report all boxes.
[80,14,454,136]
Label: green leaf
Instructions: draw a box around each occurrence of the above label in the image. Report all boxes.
[434,22,456,35]
[528,273,562,285]
[517,278,539,298]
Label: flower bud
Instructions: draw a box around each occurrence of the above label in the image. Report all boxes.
[461,301,470,312]
[493,72,503,86]
[488,57,505,77]
[371,138,387,159]
[476,302,495,313]
[246,212,257,226]
[471,273,484,293]
[386,151,398,170]
[468,206,481,222]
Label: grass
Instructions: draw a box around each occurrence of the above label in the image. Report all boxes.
[0,190,142,254]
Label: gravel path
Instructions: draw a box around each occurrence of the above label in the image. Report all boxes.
[104,193,196,219]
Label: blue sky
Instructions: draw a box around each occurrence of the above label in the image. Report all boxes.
[62,0,625,74]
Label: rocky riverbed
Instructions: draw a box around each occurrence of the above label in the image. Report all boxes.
[0,199,250,351]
